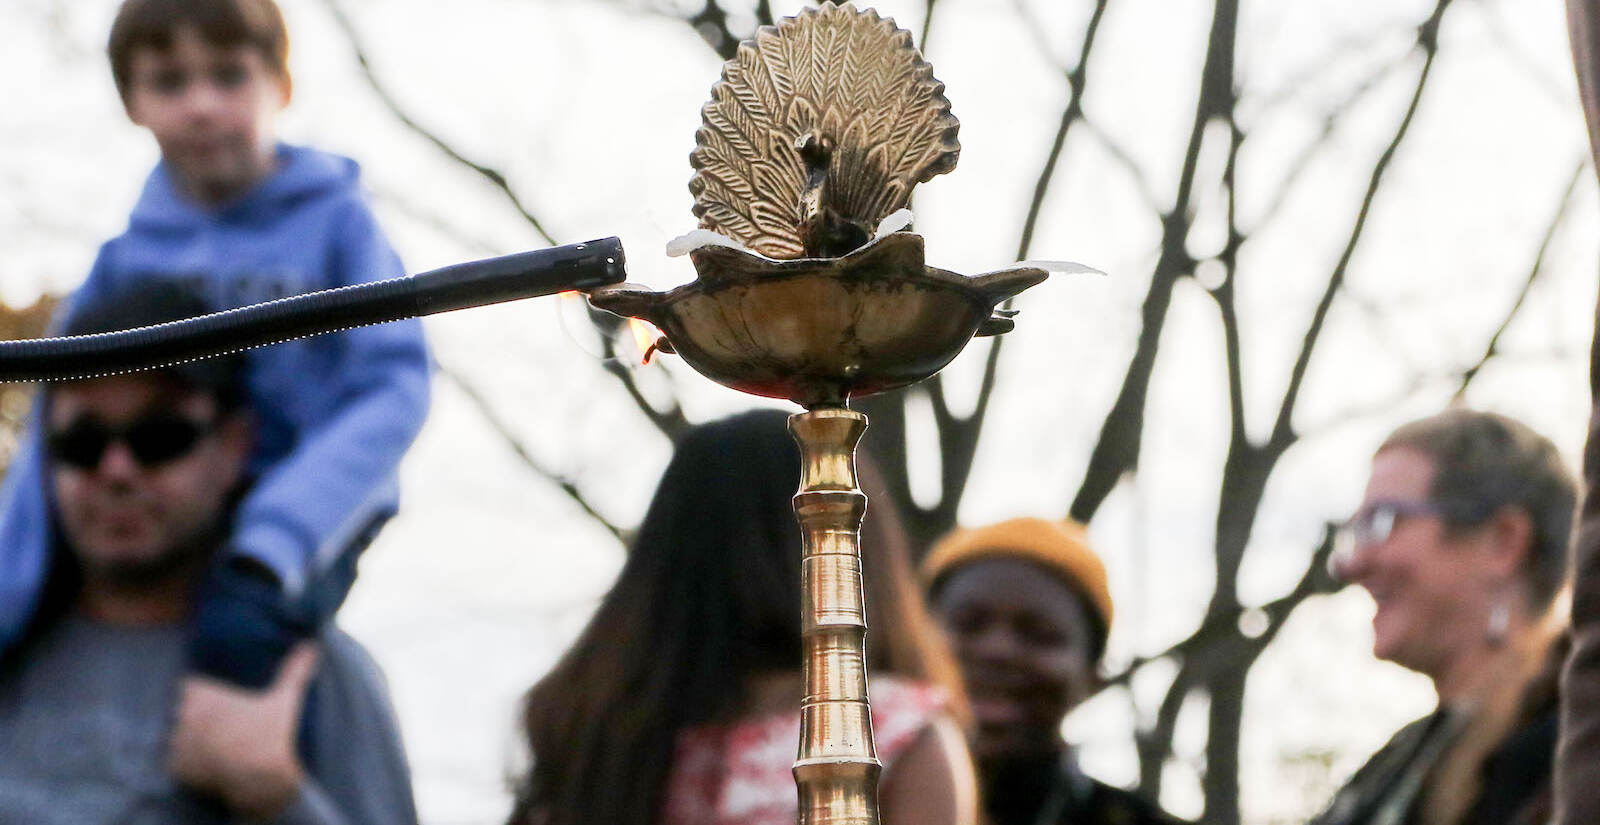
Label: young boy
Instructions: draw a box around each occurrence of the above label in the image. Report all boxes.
[0,0,430,690]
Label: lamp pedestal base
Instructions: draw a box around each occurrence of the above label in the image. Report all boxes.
[789,407,881,825]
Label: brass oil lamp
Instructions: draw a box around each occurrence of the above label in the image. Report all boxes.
[588,4,1079,822]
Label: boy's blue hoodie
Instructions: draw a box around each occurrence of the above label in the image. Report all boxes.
[0,144,430,666]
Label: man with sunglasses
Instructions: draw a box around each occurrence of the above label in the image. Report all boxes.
[0,282,417,825]
[1310,409,1575,825]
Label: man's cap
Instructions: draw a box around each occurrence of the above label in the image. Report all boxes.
[57,280,245,403]
[921,517,1114,634]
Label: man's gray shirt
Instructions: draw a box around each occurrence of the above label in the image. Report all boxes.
[0,614,418,825]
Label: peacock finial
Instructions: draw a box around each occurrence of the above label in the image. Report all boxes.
[688,2,960,260]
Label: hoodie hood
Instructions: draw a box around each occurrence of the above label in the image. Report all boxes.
[128,143,361,233]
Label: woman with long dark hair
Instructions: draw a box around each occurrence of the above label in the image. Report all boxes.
[507,409,975,825]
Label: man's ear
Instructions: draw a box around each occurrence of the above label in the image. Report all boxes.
[125,94,148,128]
[217,410,255,479]
[1480,505,1535,579]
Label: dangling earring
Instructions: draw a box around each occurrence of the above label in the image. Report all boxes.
[1326,544,1350,583]
[1486,601,1511,648]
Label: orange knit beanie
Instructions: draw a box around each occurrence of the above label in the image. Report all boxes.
[921,517,1113,633]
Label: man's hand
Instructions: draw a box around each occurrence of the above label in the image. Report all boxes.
[170,642,319,819]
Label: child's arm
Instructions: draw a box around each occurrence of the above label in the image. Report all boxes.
[0,434,56,657]
[191,202,431,687]
[0,251,117,659]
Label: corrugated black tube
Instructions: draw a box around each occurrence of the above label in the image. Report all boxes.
[0,237,626,383]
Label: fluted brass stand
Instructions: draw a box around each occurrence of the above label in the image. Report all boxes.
[790,407,879,825]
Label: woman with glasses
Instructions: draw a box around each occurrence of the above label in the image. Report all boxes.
[1313,408,1576,825]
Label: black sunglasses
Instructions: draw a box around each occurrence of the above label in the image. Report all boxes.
[46,413,219,471]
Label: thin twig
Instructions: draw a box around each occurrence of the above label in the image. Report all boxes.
[437,366,625,541]
[1079,115,1164,214]
[1247,51,1413,235]
[320,0,559,246]
[595,328,692,442]
[366,186,503,257]
[1293,375,1434,443]
[1014,0,1112,262]
[1068,0,1236,522]
[948,0,1112,524]
[1251,21,1413,113]
[1474,0,1579,108]
[1269,0,1454,451]
[1453,158,1588,399]
[1209,117,1247,446]
[1102,524,1340,691]
[1007,0,1069,74]
[326,0,697,442]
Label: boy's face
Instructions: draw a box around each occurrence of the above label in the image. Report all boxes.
[124,25,288,207]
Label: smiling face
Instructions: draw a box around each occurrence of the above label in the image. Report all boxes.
[1340,447,1506,680]
[930,557,1100,761]
[123,25,287,207]
[49,374,250,586]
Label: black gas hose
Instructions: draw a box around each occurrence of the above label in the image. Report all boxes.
[0,237,626,383]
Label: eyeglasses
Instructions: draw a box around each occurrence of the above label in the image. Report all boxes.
[1341,499,1487,547]
[46,413,219,471]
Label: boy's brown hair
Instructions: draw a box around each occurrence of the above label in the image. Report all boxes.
[108,0,291,103]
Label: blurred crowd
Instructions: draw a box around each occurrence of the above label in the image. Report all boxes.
[4,1,1600,825]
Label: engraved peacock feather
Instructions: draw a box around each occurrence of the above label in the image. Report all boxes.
[688,2,960,259]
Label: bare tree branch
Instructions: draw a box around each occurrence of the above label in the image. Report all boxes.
[586,306,693,442]
[1295,331,1585,446]
[437,365,625,541]
[857,390,918,511]
[1006,0,1071,74]
[325,0,700,443]
[1207,118,1248,447]
[1250,20,1413,113]
[677,0,775,59]
[1079,115,1164,215]
[919,0,939,54]
[1135,656,1198,797]
[1069,0,1238,523]
[1453,158,1588,399]
[1269,0,1454,452]
[1475,0,1579,108]
[367,185,503,257]
[1105,524,1340,692]
[858,0,1114,550]
[320,0,559,246]
[1246,51,1414,236]
[1013,0,1112,262]
[927,376,981,517]
[1295,376,1435,443]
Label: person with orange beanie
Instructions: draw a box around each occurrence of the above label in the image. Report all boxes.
[923,517,1184,825]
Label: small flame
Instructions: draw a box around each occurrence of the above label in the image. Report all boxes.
[558,290,581,301]
[628,318,662,365]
